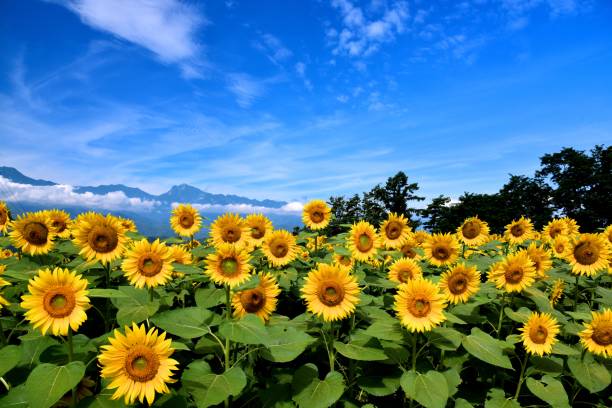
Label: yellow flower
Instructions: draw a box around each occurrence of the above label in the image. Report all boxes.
[306,235,327,251]
[205,243,251,287]
[232,273,281,321]
[118,217,138,233]
[487,251,536,293]
[302,199,331,230]
[602,225,612,247]
[541,218,568,242]
[210,213,249,248]
[413,230,430,246]
[519,312,560,356]
[388,257,422,284]
[561,217,579,236]
[422,233,460,267]
[551,235,570,259]
[525,242,553,278]
[122,239,174,288]
[439,263,481,304]
[20,267,90,336]
[0,201,9,234]
[333,253,354,270]
[398,237,420,260]
[549,279,565,307]
[380,213,412,249]
[0,249,13,259]
[170,204,202,237]
[565,233,610,277]
[169,245,192,265]
[43,209,72,239]
[301,263,360,322]
[99,323,179,405]
[0,265,10,310]
[262,229,298,267]
[456,217,489,247]
[244,214,273,246]
[579,309,612,358]
[9,211,56,255]
[504,217,534,244]
[394,278,447,332]
[72,213,127,264]
[346,221,380,262]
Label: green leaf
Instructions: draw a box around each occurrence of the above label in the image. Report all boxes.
[195,287,225,308]
[551,342,580,356]
[172,263,202,275]
[19,333,59,367]
[363,320,403,342]
[182,360,247,408]
[219,314,269,345]
[443,368,462,397]
[484,388,521,408]
[401,370,448,408]
[333,341,388,361]
[0,384,28,407]
[503,307,531,323]
[292,364,345,408]
[455,398,475,408]
[87,289,129,298]
[430,327,463,351]
[357,371,401,397]
[526,376,570,408]
[462,328,513,369]
[25,362,85,408]
[0,345,21,376]
[113,286,160,326]
[567,355,611,393]
[261,326,315,363]
[150,307,214,339]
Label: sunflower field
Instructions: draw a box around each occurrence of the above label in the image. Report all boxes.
[0,199,611,408]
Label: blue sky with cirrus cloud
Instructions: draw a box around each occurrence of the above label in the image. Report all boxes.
[1,0,611,206]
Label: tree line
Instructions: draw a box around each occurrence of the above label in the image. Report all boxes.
[326,145,610,234]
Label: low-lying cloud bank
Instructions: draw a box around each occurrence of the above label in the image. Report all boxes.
[177,201,304,215]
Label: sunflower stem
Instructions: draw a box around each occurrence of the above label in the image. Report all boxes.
[314,231,318,254]
[0,317,6,346]
[496,293,507,338]
[328,322,336,372]
[513,352,529,401]
[573,276,580,310]
[104,262,112,333]
[411,332,418,372]
[224,285,232,408]
[68,327,77,407]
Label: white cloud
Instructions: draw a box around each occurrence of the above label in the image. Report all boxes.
[295,62,313,91]
[252,33,293,66]
[226,73,265,108]
[56,0,205,76]
[176,201,303,215]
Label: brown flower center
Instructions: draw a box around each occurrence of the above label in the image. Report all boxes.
[448,272,469,295]
[124,345,160,383]
[433,245,450,261]
[549,227,562,238]
[222,226,241,243]
[138,253,163,277]
[554,244,565,254]
[398,268,415,283]
[0,209,8,225]
[311,211,325,223]
[462,221,481,239]
[251,226,264,239]
[220,258,239,276]
[505,267,524,284]
[573,241,600,265]
[179,213,194,228]
[529,324,549,344]
[592,322,612,346]
[408,298,431,318]
[270,238,289,258]
[401,245,417,259]
[356,233,373,252]
[240,288,266,313]
[24,222,49,245]
[318,281,345,306]
[510,224,524,237]
[43,287,76,318]
[52,220,67,233]
[87,225,119,253]
[385,221,403,240]
[337,255,351,266]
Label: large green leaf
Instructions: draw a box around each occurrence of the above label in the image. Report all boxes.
[0,384,28,407]
[363,320,404,342]
[401,370,448,408]
[430,327,463,351]
[484,388,521,408]
[333,341,388,361]
[567,355,611,393]
[25,362,85,408]
[87,289,129,298]
[0,345,21,376]
[19,333,59,367]
[218,314,269,345]
[261,326,315,363]
[292,364,345,408]
[182,360,247,408]
[195,287,225,308]
[526,375,570,408]
[462,328,513,369]
[113,286,160,326]
[357,371,401,397]
[150,307,214,339]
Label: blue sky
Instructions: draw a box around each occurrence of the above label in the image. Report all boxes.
[1,0,611,205]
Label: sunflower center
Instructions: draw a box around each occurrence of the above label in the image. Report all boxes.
[554,244,565,254]
[43,288,76,318]
[221,258,239,276]
[510,224,524,237]
[24,222,49,245]
[124,345,160,383]
[385,221,403,240]
[462,221,481,239]
[251,226,264,239]
[529,324,549,344]
[337,255,351,266]
[505,267,524,284]
[318,281,345,306]
[549,227,562,238]
[271,240,289,258]
[592,322,612,346]
[398,268,414,283]
[138,253,163,277]
[240,288,266,313]
[573,241,599,265]
[87,225,119,253]
[357,234,373,252]
[0,209,8,225]
[448,272,468,294]
[311,211,324,223]
[408,298,431,318]
[433,245,450,261]
[52,220,67,233]
[222,226,241,243]
[401,245,417,259]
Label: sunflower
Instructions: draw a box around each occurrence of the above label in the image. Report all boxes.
[541,219,568,242]
[244,213,273,246]
[603,225,612,247]
[551,235,570,259]
[210,213,249,248]
[302,199,331,230]
[99,323,179,405]
[565,233,610,276]
[519,312,560,356]
[205,243,251,287]
[561,217,580,235]
[388,258,422,284]
[333,253,355,270]
[422,233,460,267]
[456,217,489,247]
[487,251,536,293]
[346,221,380,262]
[0,201,11,234]
[0,249,12,259]
[262,229,298,267]
[20,267,90,336]
[0,265,10,310]
[72,213,127,264]
[379,213,411,249]
[301,263,360,322]
[399,237,420,260]
[118,217,138,233]
[306,235,327,252]
[232,273,281,321]
[579,309,612,357]
[42,209,72,239]
[169,245,192,265]
[504,217,534,244]
[413,230,430,246]
[122,239,174,288]
[9,211,56,255]
[394,278,447,332]
[439,263,481,304]
[525,242,553,278]
[169,204,202,237]
[549,279,565,307]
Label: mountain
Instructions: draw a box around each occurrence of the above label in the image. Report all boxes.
[0,166,56,186]
[157,184,285,208]
[73,184,157,201]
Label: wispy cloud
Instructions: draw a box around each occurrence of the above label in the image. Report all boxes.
[294,62,313,91]
[226,73,265,108]
[184,202,303,215]
[252,33,293,66]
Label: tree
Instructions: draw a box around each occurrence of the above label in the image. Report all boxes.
[366,171,425,227]
[420,195,454,232]
[327,194,362,235]
[497,175,553,230]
